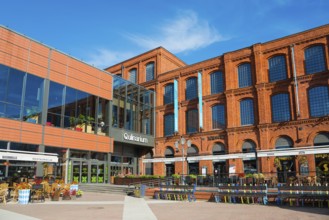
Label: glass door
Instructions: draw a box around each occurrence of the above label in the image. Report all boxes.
[91,163,106,183]
[72,161,80,183]
[81,161,88,183]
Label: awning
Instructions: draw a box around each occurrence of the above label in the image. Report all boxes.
[0,150,58,163]
[257,145,329,157]
[142,145,329,163]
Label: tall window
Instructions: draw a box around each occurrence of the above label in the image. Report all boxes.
[164,83,174,105]
[238,63,252,88]
[240,99,254,126]
[268,55,287,82]
[186,77,198,100]
[210,71,224,94]
[305,45,326,74]
[308,86,329,117]
[186,109,198,133]
[129,68,137,83]
[212,104,225,129]
[47,81,65,127]
[271,93,291,122]
[242,140,257,174]
[164,114,174,136]
[146,62,154,81]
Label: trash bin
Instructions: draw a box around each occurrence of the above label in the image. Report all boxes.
[133,184,146,198]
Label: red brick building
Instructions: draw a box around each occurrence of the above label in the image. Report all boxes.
[107,24,329,183]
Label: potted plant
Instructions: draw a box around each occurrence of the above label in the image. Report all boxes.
[172,174,180,185]
[16,182,31,204]
[245,173,254,184]
[76,189,83,198]
[62,189,71,200]
[50,188,61,201]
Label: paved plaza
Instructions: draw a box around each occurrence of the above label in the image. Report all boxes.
[0,192,328,220]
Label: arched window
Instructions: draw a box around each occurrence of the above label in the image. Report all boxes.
[314,132,329,146]
[210,71,224,94]
[305,45,326,74]
[187,145,199,156]
[129,68,137,83]
[186,109,198,133]
[308,86,329,117]
[185,77,198,100]
[275,136,293,149]
[242,140,256,153]
[238,63,252,88]
[164,114,174,136]
[165,147,175,158]
[164,83,174,105]
[212,143,225,155]
[212,104,225,129]
[240,99,254,126]
[271,93,291,122]
[146,62,155,81]
[268,55,287,82]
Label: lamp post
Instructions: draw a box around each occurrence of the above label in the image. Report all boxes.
[175,137,192,184]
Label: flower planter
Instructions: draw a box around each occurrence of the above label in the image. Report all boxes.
[62,195,71,200]
[18,189,31,204]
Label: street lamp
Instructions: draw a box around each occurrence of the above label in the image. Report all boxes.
[175,137,192,184]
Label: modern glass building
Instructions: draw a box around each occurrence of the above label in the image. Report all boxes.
[0,26,155,184]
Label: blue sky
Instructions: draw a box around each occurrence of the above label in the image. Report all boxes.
[1,0,329,69]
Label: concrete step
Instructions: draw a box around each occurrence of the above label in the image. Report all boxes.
[78,184,135,195]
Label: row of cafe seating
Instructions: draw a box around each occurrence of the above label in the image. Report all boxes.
[0,178,79,204]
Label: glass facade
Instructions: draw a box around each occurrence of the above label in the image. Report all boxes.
[212,104,225,129]
[308,86,329,117]
[0,64,44,123]
[268,55,287,82]
[112,76,155,135]
[210,71,224,94]
[0,63,109,135]
[238,63,252,88]
[240,99,254,126]
[186,77,198,100]
[305,45,326,74]
[271,93,291,122]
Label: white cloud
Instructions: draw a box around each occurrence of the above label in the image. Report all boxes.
[126,10,227,53]
[85,49,134,69]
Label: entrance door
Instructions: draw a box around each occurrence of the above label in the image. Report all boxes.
[90,163,105,183]
[277,157,295,183]
[188,163,199,175]
[72,160,89,184]
[166,164,174,176]
[214,162,227,184]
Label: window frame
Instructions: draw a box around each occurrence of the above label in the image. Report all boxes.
[268,55,287,82]
[238,63,253,88]
[304,44,326,75]
[271,93,291,123]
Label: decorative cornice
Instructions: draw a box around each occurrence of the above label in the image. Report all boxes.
[226,87,256,97]
[263,45,289,55]
[227,126,257,134]
[257,116,329,130]
[204,64,221,72]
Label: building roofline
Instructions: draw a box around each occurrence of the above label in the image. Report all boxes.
[104,46,187,70]
[0,25,116,78]
[157,23,329,78]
